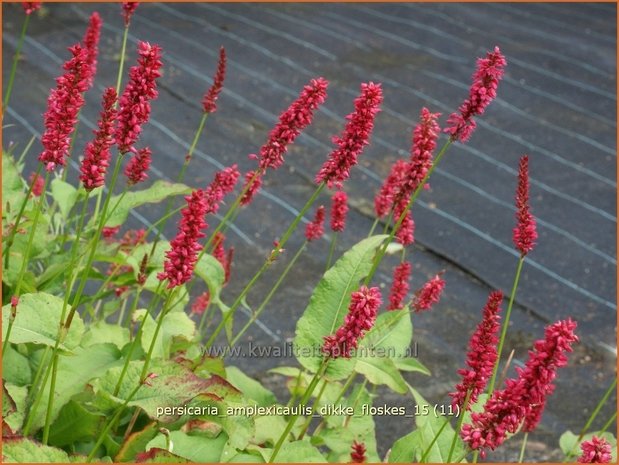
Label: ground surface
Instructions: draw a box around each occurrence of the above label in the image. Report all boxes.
[3,2,617,461]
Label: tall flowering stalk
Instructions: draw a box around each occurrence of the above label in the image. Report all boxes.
[80,88,117,191]
[322,286,382,358]
[388,261,411,311]
[305,205,326,242]
[315,82,383,188]
[122,2,138,26]
[350,441,367,463]
[412,273,445,312]
[325,190,348,269]
[124,147,152,185]
[461,319,578,457]
[116,41,162,154]
[202,46,226,114]
[445,46,506,142]
[82,12,102,88]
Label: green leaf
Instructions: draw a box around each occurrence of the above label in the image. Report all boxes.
[2,152,27,223]
[28,343,122,432]
[294,235,388,379]
[359,308,412,357]
[253,415,288,447]
[4,384,27,433]
[194,253,225,302]
[2,292,84,351]
[92,181,191,229]
[225,366,277,407]
[354,356,407,394]
[82,321,130,350]
[48,400,105,447]
[2,437,70,463]
[137,309,196,359]
[51,178,78,219]
[393,356,431,376]
[135,448,191,463]
[115,422,159,462]
[146,431,227,462]
[389,430,421,462]
[2,344,33,385]
[275,440,326,462]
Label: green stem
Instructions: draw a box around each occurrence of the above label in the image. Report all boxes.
[115,25,129,98]
[325,233,337,271]
[363,140,452,286]
[3,13,30,112]
[205,183,326,349]
[269,359,329,463]
[86,383,142,462]
[197,301,212,333]
[472,450,480,463]
[600,411,617,434]
[286,369,306,408]
[578,378,617,441]
[230,242,307,346]
[487,256,525,396]
[419,418,449,463]
[518,432,528,463]
[298,377,327,439]
[312,372,356,437]
[140,288,176,381]
[114,289,146,396]
[367,217,380,237]
[16,135,36,166]
[447,390,471,462]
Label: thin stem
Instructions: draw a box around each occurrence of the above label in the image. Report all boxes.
[140,288,176,381]
[578,378,617,440]
[230,242,307,346]
[114,289,146,396]
[3,14,30,112]
[447,390,471,462]
[286,369,306,408]
[17,135,36,166]
[42,353,60,444]
[600,411,617,434]
[325,233,337,271]
[487,257,525,396]
[269,359,329,463]
[472,450,480,463]
[205,183,325,349]
[518,432,528,463]
[419,417,449,463]
[197,302,213,334]
[367,216,380,237]
[312,372,356,436]
[115,25,129,98]
[298,377,327,440]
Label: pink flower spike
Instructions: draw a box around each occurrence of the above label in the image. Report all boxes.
[191,291,210,315]
[445,46,506,142]
[38,44,90,171]
[513,155,537,256]
[315,82,383,188]
[374,159,409,218]
[395,208,415,246]
[305,205,326,242]
[202,47,226,114]
[116,41,162,154]
[204,164,240,214]
[450,290,503,409]
[578,437,613,463]
[80,87,117,191]
[412,273,445,312]
[239,170,262,206]
[350,441,367,463]
[212,232,233,284]
[22,2,41,15]
[82,12,102,88]
[322,286,382,359]
[29,172,44,197]
[124,147,152,185]
[157,189,209,289]
[388,261,411,311]
[122,2,138,26]
[330,190,348,232]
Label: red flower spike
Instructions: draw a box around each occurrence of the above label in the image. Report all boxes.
[322,286,382,359]
[202,47,226,114]
[122,2,138,26]
[116,41,162,154]
[137,253,148,286]
[191,291,210,315]
[330,190,348,232]
[80,88,117,191]
[450,291,503,409]
[395,207,415,246]
[578,437,613,463]
[124,147,152,185]
[38,44,90,171]
[240,170,262,206]
[204,164,240,214]
[119,229,146,250]
[315,82,383,188]
[412,273,445,312]
[102,225,120,239]
[29,172,44,197]
[22,2,41,15]
[388,261,411,311]
[445,46,506,142]
[374,159,409,218]
[513,155,537,256]
[461,319,578,454]
[350,441,367,463]
[158,189,209,289]
[305,205,326,242]
[82,12,102,88]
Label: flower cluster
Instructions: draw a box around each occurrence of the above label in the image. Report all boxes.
[212,232,234,283]
[124,147,152,185]
[445,46,506,142]
[191,291,210,315]
[82,12,102,88]
[38,44,90,171]
[28,172,44,197]
[450,290,503,409]
[122,2,138,26]
[22,2,41,15]
[329,190,348,232]
[158,189,209,288]
[80,88,117,191]
[322,286,382,358]
[461,319,578,456]
[204,164,240,215]
[116,41,162,154]
[202,47,226,114]
[305,205,325,242]
[412,273,445,312]
[395,209,415,246]
[241,77,328,205]
[578,437,613,463]
[388,261,411,311]
[315,82,383,188]
[513,155,537,256]
[350,441,367,463]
